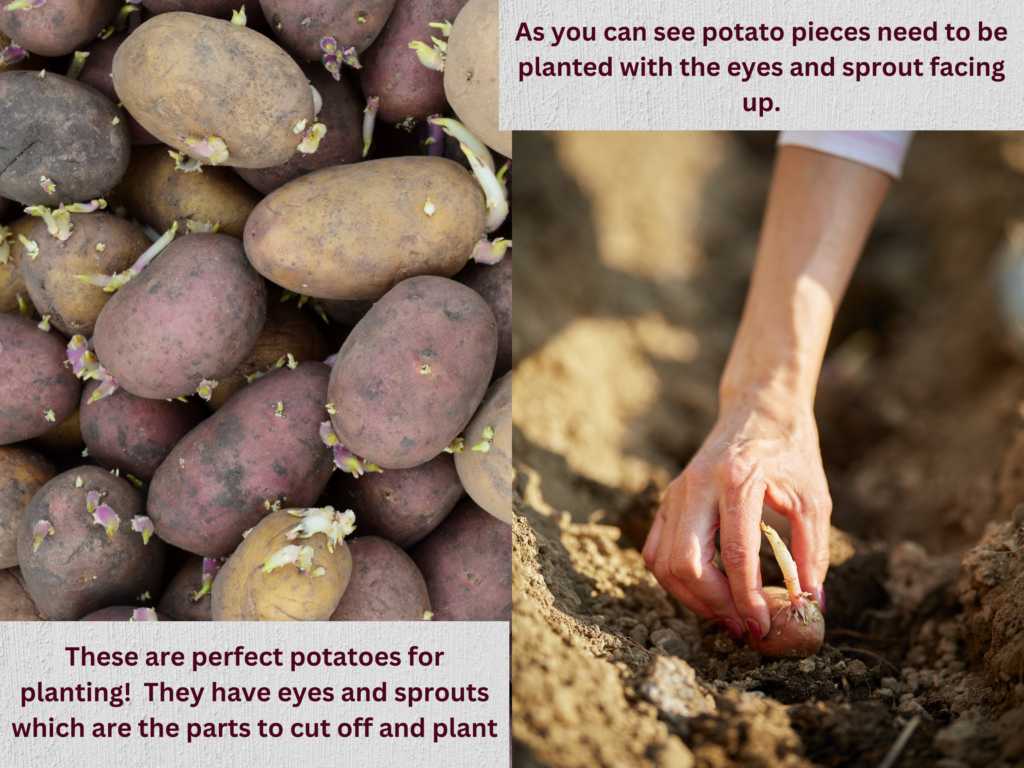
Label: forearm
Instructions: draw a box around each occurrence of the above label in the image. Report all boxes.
[720,145,893,412]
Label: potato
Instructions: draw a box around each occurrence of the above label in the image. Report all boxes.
[92,233,268,399]
[207,285,329,411]
[360,0,469,124]
[744,586,825,659]
[327,452,462,548]
[142,0,268,25]
[454,371,509,523]
[0,0,120,57]
[156,556,214,621]
[81,606,171,621]
[108,145,262,240]
[16,466,165,621]
[245,157,485,301]
[319,297,374,326]
[21,212,151,337]
[330,536,430,620]
[0,314,81,445]
[0,71,130,206]
[456,253,511,378]
[0,567,46,620]
[261,0,394,60]
[112,13,314,169]
[147,363,335,557]
[80,379,205,481]
[0,443,56,568]
[236,63,364,195]
[78,34,161,146]
[328,276,497,468]
[410,499,510,620]
[211,507,354,621]
[443,0,510,158]
[1,216,41,315]
[28,406,85,454]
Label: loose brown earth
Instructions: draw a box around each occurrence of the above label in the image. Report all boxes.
[512,131,1024,767]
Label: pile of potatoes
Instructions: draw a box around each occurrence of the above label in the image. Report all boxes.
[0,0,511,622]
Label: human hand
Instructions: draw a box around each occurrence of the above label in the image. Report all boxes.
[642,392,830,642]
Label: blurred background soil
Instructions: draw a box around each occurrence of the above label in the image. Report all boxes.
[511,131,1024,767]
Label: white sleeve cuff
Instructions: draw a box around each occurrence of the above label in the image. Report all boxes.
[777,131,915,180]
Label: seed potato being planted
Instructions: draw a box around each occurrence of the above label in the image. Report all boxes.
[112,13,316,168]
[22,212,151,338]
[92,233,268,400]
[211,506,355,621]
[0,314,81,445]
[327,451,463,548]
[0,443,56,569]
[15,466,165,621]
[410,498,510,620]
[328,275,497,468]
[157,556,218,621]
[0,71,130,206]
[330,536,431,620]
[0,215,41,315]
[147,363,336,558]
[244,157,486,301]
[262,0,394,62]
[80,379,206,482]
[443,0,510,158]
[0,0,120,57]
[454,370,510,524]
[746,522,825,659]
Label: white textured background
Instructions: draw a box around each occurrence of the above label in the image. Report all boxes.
[500,0,1023,129]
[0,622,508,767]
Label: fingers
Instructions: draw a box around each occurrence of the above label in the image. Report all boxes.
[718,482,771,639]
[786,493,832,609]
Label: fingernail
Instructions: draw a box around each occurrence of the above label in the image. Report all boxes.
[723,619,743,640]
[746,618,762,642]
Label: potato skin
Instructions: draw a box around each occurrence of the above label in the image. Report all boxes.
[108,145,262,240]
[147,363,335,558]
[28,406,85,454]
[0,314,81,445]
[22,213,151,338]
[744,586,825,659]
[328,276,496,468]
[92,234,268,400]
[330,537,430,620]
[0,71,130,206]
[456,253,511,378]
[16,467,165,621]
[112,13,314,168]
[0,216,40,314]
[80,379,206,482]
[236,63,364,195]
[261,0,394,60]
[0,567,46,620]
[454,371,510,523]
[327,452,462,548]
[244,157,486,301]
[81,606,172,620]
[410,499,510,620]
[359,0,469,124]
[78,34,161,145]
[211,508,354,621]
[0,0,121,57]
[0,444,56,569]
[443,0,510,158]
[207,296,329,411]
[156,556,213,621]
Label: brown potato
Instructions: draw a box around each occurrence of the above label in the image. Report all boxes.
[211,508,354,621]
[0,314,81,445]
[0,567,46,620]
[112,13,315,168]
[0,0,121,57]
[261,0,394,60]
[156,556,214,621]
[244,157,485,300]
[142,0,268,25]
[443,0,510,158]
[108,145,262,240]
[0,443,56,569]
[21,212,151,337]
[28,406,85,454]
[78,34,161,146]
[92,233,268,400]
[454,371,509,523]
[1,216,40,315]
[330,536,430,620]
[16,466,165,621]
[0,71,130,206]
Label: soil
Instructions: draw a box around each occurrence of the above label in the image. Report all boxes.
[512,131,1024,767]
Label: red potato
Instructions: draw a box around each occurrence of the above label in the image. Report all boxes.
[744,586,825,660]
[410,498,510,621]
[261,0,395,60]
[0,0,121,57]
[456,252,511,379]
[330,536,431,620]
[156,556,215,621]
